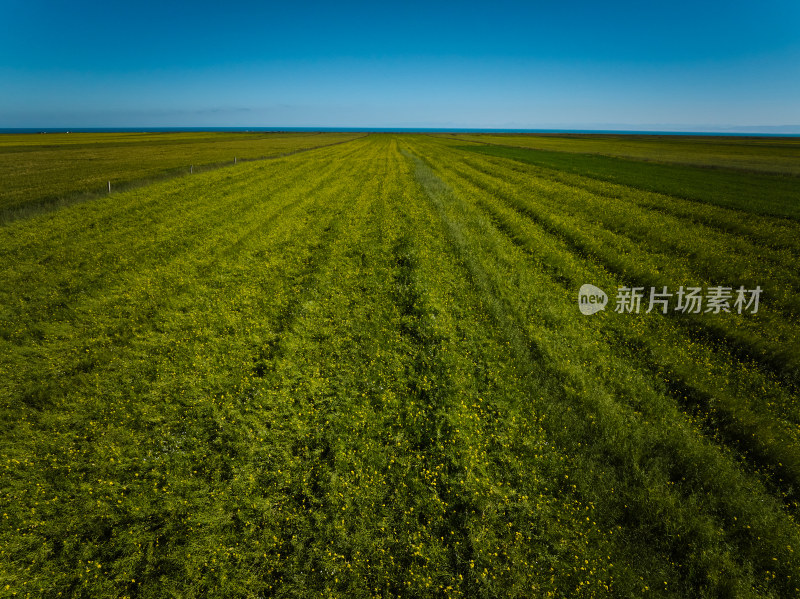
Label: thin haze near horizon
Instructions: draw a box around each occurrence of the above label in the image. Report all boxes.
[1,0,799,131]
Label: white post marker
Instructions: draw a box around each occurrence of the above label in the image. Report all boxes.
[108,181,111,193]
[234,156,237,164]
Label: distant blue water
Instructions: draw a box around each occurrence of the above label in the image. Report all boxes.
[1,127,798,137]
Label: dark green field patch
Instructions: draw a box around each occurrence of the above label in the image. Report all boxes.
[457,144,800,219]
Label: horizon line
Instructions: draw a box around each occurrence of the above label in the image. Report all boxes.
[3,126,800,137]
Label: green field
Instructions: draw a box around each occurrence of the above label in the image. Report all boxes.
[0,132,365,220]
[2,133,800,597]
[445,133,800,176]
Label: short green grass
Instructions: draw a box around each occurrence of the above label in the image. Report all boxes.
[1,133,799,598]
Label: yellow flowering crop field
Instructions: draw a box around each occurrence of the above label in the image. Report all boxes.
[1,133,799,597]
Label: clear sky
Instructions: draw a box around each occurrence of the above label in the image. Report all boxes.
[2,0,799,130]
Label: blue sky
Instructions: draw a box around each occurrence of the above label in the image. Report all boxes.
[1,0,799,129]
